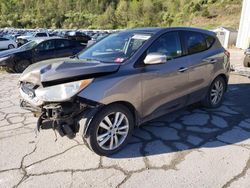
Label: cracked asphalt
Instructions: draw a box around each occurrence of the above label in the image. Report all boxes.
[0,53,250,187]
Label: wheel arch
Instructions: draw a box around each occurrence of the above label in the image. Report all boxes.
[107,101,140,127]
[215,73,228,91]
[82,100,140,138]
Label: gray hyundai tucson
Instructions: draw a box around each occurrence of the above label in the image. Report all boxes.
[19,27,230,155]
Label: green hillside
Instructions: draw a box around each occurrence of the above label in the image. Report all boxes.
[0,0,242,29]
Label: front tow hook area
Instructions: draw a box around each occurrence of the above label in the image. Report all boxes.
[36,103,82,139]
[36,113,80,139]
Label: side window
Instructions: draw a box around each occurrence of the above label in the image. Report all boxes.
[0,38,8,41]
[37,40,55,51]
[71,41,79,47]
[185,31,207,54]
[35,33,47,37]
[204,34,215,48]
[55,40,71,49]
[147,32,182,59]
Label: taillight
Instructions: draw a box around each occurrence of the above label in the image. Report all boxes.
[224,50,230,58]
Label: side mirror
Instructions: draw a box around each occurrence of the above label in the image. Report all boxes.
[144,53,167,65]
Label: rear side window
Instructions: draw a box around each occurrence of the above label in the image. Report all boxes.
[55,39,71,49]
[205,34,215,48]
[37,40,55,51]
[35,33,47,37]
[184,31,207,54]
[148,32,182,59]
[0,38,8,41]
[71,41,81,47]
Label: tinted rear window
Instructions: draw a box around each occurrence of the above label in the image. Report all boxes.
[55,39,71,48]
[148,32,182,59]
[36,33,47,37]
[205,34,215,48]
[0,38,8,41]
[185,31,207,54]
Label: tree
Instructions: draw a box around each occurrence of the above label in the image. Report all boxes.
[96,4,117,29]
[0,0,242,29]
[115,0,129,28]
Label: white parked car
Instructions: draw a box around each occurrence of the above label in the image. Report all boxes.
[16,32,50,46]
[0,37,17,50]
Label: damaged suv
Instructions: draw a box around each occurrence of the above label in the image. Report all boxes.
[19,27,230,155]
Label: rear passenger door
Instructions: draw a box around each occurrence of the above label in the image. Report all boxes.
[181,31,217,103]
[54,39,74,58]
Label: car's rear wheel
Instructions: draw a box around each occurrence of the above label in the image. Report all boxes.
[243,56,250,67]
[84,104,134,156]
[14,60,31,73]
[202,76,226,108]
[8,44,15,49]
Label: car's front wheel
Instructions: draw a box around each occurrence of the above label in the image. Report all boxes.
[243,56,250,67]
[14,60,31,73]
[202,76,226,108]
[8,44,15,49]
[84,104,134,156]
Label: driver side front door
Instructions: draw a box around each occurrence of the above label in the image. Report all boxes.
[33,40,56,62]
[141,31,190,121]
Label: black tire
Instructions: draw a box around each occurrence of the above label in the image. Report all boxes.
[5,67,15,73]
[202,76,226,108]
[14,60,31,73]
[243,56,250,67]
[8,44,15,49]
[84,104,134,156]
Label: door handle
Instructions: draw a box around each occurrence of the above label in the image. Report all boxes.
[178,67,188,72]
[203,59,218,64]
[209,59,217,64]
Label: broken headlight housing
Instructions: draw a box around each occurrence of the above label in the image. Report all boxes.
[35,79,93,102]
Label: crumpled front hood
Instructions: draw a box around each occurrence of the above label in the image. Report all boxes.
[19,58,120,86]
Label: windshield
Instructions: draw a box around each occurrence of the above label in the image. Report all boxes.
[19,41,38,50]
[78,32,151,63]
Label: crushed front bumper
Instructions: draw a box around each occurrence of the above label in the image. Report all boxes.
[19,81,102,138]
[20,97,102,139]
[20,99,42,115]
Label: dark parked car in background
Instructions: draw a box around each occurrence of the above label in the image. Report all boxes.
[0,38,85,73]
[243,47,250,67]
[65,31,91,44]
[19,27,230,155]
[87,33,110,47]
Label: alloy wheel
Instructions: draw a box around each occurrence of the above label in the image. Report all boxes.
[8,44,15,49]
[210,80,224,105]
[96,112,129,151]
